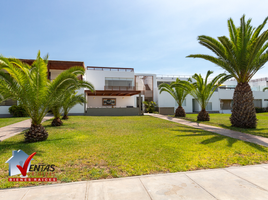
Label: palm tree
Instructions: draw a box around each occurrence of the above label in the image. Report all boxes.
[187,15,268,128]
[176,71,231,121]
[51,80,93,125]
[263,87,268,92]
[62,93,86,120]
[158,78,190,117]
[0,51,89,142]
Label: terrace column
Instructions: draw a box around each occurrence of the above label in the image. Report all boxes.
[84,92,87,114]
[139,92,141,115]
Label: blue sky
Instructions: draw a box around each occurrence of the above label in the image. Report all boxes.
[1,0,268,78]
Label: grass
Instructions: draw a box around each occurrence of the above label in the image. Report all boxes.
[180,113,268,138]
[1,116,268,189]
[0,117,30,128]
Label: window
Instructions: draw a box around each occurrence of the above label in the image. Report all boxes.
[0,99,17,106]
[105,77,134,87]
[206,102,212,111]
[253,99,262,107]
[220,100,233,110]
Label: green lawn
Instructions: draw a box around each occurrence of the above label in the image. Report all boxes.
[181,113,268,138]
[1,116,268,189]
[0,117,30,128]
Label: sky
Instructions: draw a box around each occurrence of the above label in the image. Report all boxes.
[1,0,268,78]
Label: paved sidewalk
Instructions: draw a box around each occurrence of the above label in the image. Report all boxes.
[1,164,268,199]
[0,116,53,142]
[147,113,268,147]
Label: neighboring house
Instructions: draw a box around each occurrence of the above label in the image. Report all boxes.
[155,76,268,114]
[0,60,85,117]
[5,150,33,176]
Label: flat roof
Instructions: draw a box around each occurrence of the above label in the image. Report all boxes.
[85,90,140,96]
[20,59,85,70]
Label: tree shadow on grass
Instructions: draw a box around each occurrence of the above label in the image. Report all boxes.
[217,124,266,132]
[0,140,46,156]
[201,135,267,152]
[201,135,236,147]
[173,128,268,152]
[0,135,70,156]
[171,128,214,136]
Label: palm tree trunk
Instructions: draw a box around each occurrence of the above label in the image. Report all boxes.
[230,82,257,128]
[197,109,210,121]
[62,114,69,120]
[175,106,186,117]
[51,117,63,126]
[24,124,48,142]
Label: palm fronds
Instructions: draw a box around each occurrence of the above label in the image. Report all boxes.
[187,15,268,83]
[158,78,190,107]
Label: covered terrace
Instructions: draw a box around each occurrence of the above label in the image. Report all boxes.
[84,90,142,116]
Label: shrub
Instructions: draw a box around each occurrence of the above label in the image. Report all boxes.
[143,101,157,113]
[9,105,29,117]
[255,107,268,113]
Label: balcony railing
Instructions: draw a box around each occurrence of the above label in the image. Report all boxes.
[87,66,134,72]
[218,87,236,90]
[156,74,191,79]
[104,86,136,91]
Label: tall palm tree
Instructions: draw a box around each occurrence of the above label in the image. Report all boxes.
[51,81,93,125]
[176,71,231,121]
[158,78,190,117]
[62,93,86,120]
[187,15,268,128]
[0,51,88,142]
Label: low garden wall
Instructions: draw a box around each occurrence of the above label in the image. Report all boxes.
[85,108,140,116]
[159,107,174,115]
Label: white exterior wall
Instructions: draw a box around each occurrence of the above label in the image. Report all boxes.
[253,91,268,108]
[69,88,85,114]
[209,92,220,111]
[0,106,11,115]
[50,70,85,114]
[158,92,193,113]
[86,70,134,90]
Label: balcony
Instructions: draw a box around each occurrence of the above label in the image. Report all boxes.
[104,86,136,91]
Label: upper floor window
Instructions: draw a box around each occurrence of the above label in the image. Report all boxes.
[0,99,17,106]
[105,77,134,87]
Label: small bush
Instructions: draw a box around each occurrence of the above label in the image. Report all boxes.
[143,101,157,113]
[9,105,28,117]
[255,107,268,113]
